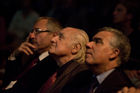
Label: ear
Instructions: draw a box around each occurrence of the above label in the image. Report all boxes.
[71,43,81,54]
[109,48,120,60]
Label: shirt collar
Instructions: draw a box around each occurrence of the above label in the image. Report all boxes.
[96,69,115,84]
[39,51,49,61]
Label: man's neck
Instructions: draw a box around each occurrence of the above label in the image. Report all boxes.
[38,48,49,55]
[89,62,118,75]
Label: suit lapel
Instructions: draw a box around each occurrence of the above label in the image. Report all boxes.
[95,70,116,93]
[95,68,132,93]
[52,61,80,89]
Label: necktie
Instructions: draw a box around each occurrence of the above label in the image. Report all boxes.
[89,76,99,93]
[38,72,57,93]
[4,57,39,90]
[15,57,39,80]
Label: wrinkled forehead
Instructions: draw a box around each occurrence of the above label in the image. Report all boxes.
[60,28,73,37]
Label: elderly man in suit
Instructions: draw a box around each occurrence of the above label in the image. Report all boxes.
[1,17,62,93]
[61,27,134,93]
[38,27,89,93]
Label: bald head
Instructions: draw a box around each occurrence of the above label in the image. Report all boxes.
[61,27,89,63]
[49,27,89,65]
[61,27,89,44]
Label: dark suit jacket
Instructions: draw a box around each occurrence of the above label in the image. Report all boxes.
[2,54,58,93]
[62,68,134,93]
[45,60,88,93]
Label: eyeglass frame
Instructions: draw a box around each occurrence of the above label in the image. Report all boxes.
[31,28,51,34]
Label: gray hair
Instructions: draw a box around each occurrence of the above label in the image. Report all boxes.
[98,27,131,64]
[35,17,63,33]
[71,29,89,64]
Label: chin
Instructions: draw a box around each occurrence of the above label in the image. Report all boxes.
[85,58,90,64]
[85,61,92,66]
[48,50,54,54]
[86,58,94,65]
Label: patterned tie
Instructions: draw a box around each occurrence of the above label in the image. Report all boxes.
[38,72,57,93]
[89,76,99,93]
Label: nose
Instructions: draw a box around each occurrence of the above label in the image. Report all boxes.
[51,35,59,43]
[29,32,35,39]
[86,42,93,49]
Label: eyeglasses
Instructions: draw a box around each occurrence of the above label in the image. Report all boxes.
[31,28,51,34]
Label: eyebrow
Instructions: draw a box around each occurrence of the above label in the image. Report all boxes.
[92,37,103,44]
[92,37,101,40]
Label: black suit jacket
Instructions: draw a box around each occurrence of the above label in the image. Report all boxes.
[62,68,134,93]
[45,61,88,93]
[2,54,58,93]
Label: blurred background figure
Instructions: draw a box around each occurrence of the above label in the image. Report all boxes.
[112,0,140,88]
[0,0,40,88]
[8,0,39,49]
[0,12,6,87]
[0,16,6,46]
[46,0,96,38]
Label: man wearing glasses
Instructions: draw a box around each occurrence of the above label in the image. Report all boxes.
[1,17,62,93]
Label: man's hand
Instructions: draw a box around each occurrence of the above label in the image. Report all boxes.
[17,41,36,55]
[16,32,37,56]
[117,87,140,93]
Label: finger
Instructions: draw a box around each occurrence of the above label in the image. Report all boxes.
[24,42,36,49]
[22,49,30,55]
[122,87,129,93]
[19,46,33,55]
[18,45,30,55]
[135,88,140,93]
[128,87,136,93]
[20,42,36,50]
[117,90,122,93]
[21,46,34,55]
[19,44,34,55]
[18,42,37,55]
